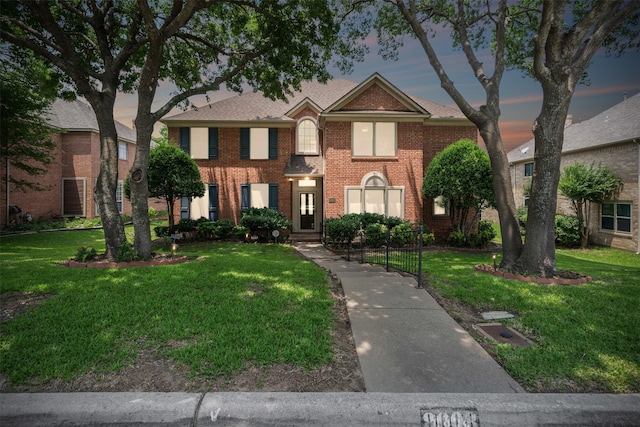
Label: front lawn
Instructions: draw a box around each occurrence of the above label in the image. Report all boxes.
[0,229,334,388]
[423,246,640,392]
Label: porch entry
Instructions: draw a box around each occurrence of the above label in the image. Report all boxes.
[293,178,322,232]
[299,192,315,230]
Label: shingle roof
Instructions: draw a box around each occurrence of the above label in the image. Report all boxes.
[161,75,467,123]
[508,92,640,163]
[46,99,136,143]
[284,154,324,176]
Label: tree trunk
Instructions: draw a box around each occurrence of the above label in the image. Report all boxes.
[519,86,572,276]
[129,117,153,259]
[479,120,523,269]
[92,106,126,260]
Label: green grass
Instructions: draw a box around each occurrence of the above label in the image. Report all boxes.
[423,246,640,392]
[0,228,334,386]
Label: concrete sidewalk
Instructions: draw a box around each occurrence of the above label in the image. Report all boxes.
[294,243,523,393]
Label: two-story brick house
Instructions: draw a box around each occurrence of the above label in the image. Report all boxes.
[508,93,640,253]
[1,99,143,227]
[161,73,476,239]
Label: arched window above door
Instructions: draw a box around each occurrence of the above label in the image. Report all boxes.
[296,117,318,155]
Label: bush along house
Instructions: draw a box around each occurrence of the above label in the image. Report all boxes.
[160,73,477,241]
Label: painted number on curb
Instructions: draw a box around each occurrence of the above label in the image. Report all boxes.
[421,407,479,427]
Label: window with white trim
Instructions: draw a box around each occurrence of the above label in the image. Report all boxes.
[297,118,318,154]
[345,173,404,217]
[524,162,533,177]
[352,122,396,157]
[433,196,447,216]
[601,202,631,233]
[118,142,128,160]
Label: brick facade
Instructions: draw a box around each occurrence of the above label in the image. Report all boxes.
[1,129,162,227]
[165,75,477,238]
[510,142,639,252]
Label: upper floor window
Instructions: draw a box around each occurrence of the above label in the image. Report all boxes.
[179,127,218,159]
[524,162,533,177]
[352,122,396,157]
[297,118,318,155]
[118,142,128,160]
[240,128,278,160]
[601,202,631,233]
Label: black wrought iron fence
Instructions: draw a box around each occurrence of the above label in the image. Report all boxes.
[323,223,425,288]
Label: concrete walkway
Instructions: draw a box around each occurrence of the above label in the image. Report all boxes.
[293,242,523,393]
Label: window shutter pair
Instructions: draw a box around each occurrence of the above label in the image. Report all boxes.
[239,128,278,159]
[240,183,279,211]
[179,127,218,159]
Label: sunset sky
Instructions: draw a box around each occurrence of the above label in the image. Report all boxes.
[114,27,640,155]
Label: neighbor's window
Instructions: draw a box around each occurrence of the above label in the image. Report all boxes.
[352,122,396,157]
[524,162,533,177]
[118,142,128,160]
[601,202,631,233]
[297,118,318,154]
[116,180,123,213]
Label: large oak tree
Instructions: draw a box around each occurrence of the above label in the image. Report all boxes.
[1,0,340,259]
[348,0,638,275]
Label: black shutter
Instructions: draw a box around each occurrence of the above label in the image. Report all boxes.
[179,127,190,153]
[268,128,278,159]
[269,183,278,210]
[209,184,219,221]
[240,128,250,159]
[208,128,218,159]
[240,184,250,212]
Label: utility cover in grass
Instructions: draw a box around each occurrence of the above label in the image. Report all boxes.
[481,311,515,320]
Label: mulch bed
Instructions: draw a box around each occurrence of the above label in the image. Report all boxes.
[474,264,592,285]
[61,253,190,268]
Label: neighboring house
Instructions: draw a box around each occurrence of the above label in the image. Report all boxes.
[161,73,477,239]
[507,93,640,253]
[1,99,158,227]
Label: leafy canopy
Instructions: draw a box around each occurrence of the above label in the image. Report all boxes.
[559,162,622,205]
[423,139,495,234]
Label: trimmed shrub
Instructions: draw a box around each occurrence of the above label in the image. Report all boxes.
[390,222,415,246]
[74,246,97,262]
[325,216,360,247]
[116,242,141,262]
[468,220,497,247]
[423,232,436,246]
[240,208,292,235]
[365,223,387,248]
[196,221,217,240]
[154,226,169,238]
[447,230,466,247]
[555,214,582,247]
[213,219,235,239]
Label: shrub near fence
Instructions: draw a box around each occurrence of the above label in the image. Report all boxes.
[324,214,434,287]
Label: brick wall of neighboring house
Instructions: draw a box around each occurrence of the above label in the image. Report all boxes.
[1,128,146,228]
[509,141,638,252]
[1,133,64,226]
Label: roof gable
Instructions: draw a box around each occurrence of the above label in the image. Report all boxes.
[508,92,640,163]
[323,73,430,116]
[46,99,136,143]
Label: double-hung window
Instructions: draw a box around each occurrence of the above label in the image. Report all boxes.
[601,202,631,233]
[352,122,396,157]
[118,142,128,160]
